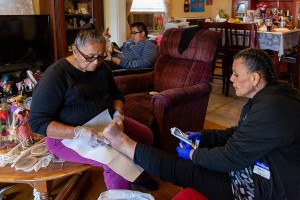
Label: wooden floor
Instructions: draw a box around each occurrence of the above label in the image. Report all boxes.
[1,81,244,200]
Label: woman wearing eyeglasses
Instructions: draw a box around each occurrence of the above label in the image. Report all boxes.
[29,23,158,191]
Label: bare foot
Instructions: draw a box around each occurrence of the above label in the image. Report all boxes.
[103,122,125,147]
[103,122,137,159]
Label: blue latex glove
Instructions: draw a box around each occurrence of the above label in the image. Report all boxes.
[176,140,193,160]
[186,131,201,142]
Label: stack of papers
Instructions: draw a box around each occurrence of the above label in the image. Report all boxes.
[62,109,143,182]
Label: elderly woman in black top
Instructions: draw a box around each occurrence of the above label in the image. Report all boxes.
[29,23,158,190]
[103,48,300,199]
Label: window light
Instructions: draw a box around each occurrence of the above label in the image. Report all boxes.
[130,0,166,12]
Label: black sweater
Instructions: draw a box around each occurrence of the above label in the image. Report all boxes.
[29,59,124,135]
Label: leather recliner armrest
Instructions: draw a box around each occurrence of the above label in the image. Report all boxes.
[114,71,154,94]
[112,68,154,76]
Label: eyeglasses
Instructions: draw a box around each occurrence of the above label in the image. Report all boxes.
[130,31,142,35]
[75,46,107,62]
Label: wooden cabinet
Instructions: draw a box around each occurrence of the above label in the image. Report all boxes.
[39,0,104,61]
[295,1,300,28]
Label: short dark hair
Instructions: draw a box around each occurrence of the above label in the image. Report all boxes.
[234,48,277,86]
[130,22,148,37]
[74,23,106,48]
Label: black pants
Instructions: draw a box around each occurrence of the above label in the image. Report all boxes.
[134,144,234,200]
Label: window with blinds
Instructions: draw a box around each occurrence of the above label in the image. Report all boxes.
[130,0,165,12]
[128,0,166,32]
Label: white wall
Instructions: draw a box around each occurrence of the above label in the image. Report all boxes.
[104,0,127,46]
[211,0,232,19]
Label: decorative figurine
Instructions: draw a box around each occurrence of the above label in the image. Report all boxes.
[79,20,86,27]
[73,18,77,28]
[10,107,35,146]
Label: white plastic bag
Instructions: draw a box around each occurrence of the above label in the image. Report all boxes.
[98,189,155,200]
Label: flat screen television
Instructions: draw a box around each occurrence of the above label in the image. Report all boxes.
[0,15,52,67]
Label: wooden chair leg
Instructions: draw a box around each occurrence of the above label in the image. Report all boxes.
[222,68,226,94]
[30,181,53,200]
[292,63,299,89]
[225,76,230,97]
[223,57,231,97]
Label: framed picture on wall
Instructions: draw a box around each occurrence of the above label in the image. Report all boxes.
[190,0,204,12]
[154,15,163,30]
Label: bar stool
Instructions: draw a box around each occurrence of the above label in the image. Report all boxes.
[277,35,300,89]
[224,22,258,96]
[198,21,227,94]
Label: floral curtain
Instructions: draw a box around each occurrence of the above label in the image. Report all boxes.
[0,0,34,14]
[162,0,170,22]
[126,0,133,39]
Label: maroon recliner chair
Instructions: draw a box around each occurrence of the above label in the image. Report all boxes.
[114,28,221,154]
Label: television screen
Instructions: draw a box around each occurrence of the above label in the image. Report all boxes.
[0,15,52,66]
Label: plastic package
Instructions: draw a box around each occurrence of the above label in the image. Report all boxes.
[98,190,154,200]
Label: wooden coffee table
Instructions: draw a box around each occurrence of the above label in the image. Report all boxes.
[0,161,90,200]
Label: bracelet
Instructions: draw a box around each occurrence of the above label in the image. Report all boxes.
[73,126,80,138]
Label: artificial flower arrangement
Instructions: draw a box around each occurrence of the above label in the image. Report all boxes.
[257,2,292,28]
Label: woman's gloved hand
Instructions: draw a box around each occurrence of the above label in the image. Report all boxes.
[73,126,104,147]
[176,140,193,160]
[186,131,201,143]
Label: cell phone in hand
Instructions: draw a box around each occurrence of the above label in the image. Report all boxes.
[112,42,121,51]
[170,127,199,149]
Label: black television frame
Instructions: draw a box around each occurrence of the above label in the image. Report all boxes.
[0,14,53,73]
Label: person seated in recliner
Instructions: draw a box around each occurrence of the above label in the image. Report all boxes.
[108,22,157,70]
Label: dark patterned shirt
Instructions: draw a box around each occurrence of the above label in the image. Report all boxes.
[229,166,254,200]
